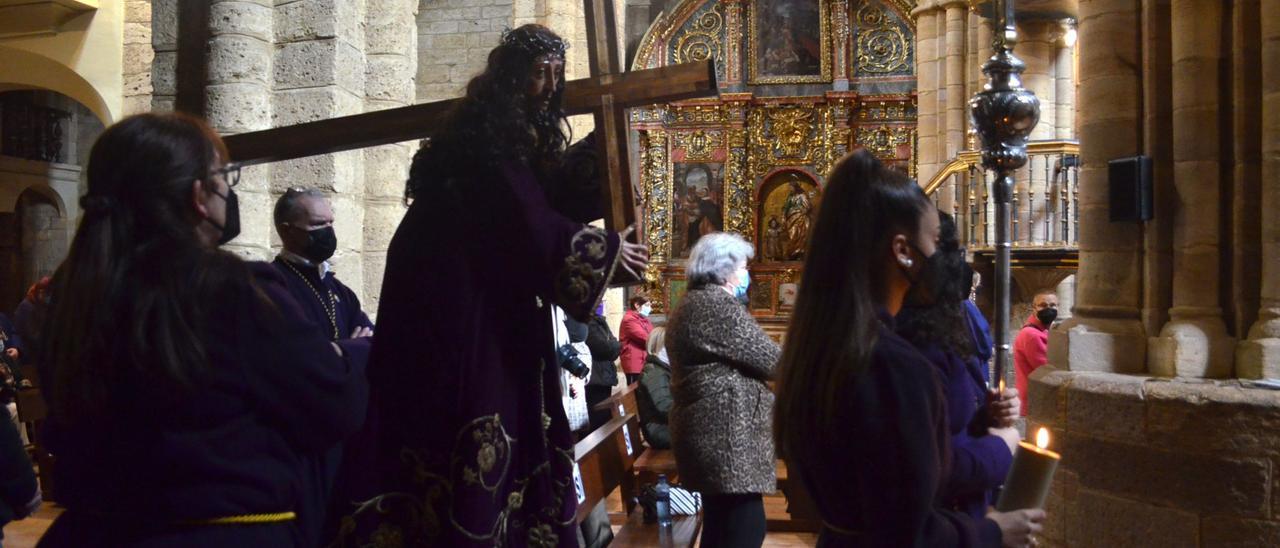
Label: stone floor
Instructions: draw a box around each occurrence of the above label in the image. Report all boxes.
[3,504,818,547]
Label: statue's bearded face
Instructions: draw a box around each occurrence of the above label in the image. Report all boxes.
[526,54,565,113]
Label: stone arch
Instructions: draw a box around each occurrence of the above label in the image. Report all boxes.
[0,45,114,125]
[0,187,68,312]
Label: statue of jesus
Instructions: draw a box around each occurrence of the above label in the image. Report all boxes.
[331,24,648,547]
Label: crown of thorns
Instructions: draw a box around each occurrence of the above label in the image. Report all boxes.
[500,27,568,58]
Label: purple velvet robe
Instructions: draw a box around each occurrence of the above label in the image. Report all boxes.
[335,161,620,547]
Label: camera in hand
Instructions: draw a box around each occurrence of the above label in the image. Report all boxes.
[556,344,589,379]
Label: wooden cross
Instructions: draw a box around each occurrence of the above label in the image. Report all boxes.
[212,14,717,234]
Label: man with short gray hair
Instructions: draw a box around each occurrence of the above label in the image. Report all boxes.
[271,187,375,544]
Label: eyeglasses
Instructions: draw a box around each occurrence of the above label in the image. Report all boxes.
[212,163,242,188]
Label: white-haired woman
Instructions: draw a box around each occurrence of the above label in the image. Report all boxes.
[666,232,780,548]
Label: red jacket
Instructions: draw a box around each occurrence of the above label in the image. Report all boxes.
[1013,313,1049,416]
[619,310,653,375]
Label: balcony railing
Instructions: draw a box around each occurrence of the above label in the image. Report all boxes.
[923,140,1080,251]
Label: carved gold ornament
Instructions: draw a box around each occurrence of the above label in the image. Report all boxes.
[674,129,723,161]
[769,108,814,159]
[856,125,914,159]
[855,2,911,75]
[674,7,724,64]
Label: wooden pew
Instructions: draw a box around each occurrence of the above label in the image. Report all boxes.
[592,381,640,422]
[574,405,701,547]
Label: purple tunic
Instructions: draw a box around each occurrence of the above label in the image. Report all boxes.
[336,162,620,546]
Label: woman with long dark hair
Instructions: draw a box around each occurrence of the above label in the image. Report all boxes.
[37,113,367,547]
[774,150,1042,547]
[897,212,1021,525]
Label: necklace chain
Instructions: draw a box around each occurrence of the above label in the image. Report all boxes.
[282,260,339,340]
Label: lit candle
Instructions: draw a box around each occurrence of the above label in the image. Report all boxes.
[996,427,1060,511]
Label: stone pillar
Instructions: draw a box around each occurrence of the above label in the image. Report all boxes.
[939,0,966,214]
[150,0,177,112]
[1238,1,1280,378]
[1054,19,1076,140]
[272,0,368,290]
[913,1,940,183]
[1148,0,1234,378]
[1047,0,1148,374]
[1231,0,1263,350]
[1140,0,1174,339]
[207,0,275,259]
[123,0,155,116]
[362,0,416,317]
[1017,20,1056,244]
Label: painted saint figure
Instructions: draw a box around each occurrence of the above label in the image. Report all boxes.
[783,180,814,260]
[765,216,784,261]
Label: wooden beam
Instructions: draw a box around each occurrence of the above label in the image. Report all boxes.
[174,0,209,117]
[223,61,717,167]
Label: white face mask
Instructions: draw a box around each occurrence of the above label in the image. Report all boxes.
[639,304,652,316]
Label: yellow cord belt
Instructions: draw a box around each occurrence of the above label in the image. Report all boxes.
[186,512,297,525]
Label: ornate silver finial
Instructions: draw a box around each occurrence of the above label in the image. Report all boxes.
[968,0,1040,391]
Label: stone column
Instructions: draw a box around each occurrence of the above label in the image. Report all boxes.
[1140,0,1174,339]
[1054,19,1076,140]
[1238,1,1280,378]
[1231,0,1263,351]
[207,0,275,259]
[1149,0,1234,378]
[272,0,368,289]
[361,0,416,317]
[1046,0,1148,374]
[940,0,967,214]
[1017,20,1056,244]
[123,0,155,116]
[913,1,940,183]
[150,0,177,112]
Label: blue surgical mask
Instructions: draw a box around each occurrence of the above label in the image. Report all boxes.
[733,268,750,300]
[639,304,652,317]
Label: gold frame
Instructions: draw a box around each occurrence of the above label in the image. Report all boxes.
[747,0,833,84]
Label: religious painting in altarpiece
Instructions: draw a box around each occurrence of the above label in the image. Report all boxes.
[631,0,917,338]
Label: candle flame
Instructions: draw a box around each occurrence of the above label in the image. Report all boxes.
[1036,427,1050,449]
[998,378,1006,393]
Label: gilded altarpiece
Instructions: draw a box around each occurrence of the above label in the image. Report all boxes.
[633,0,917,337]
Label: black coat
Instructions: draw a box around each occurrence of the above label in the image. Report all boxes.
[585,314,620,388]
[636,354,673,449]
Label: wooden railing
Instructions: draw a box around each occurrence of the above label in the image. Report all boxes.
[923,140,1080,251]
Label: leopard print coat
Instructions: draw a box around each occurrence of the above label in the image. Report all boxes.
[666,286,781,495]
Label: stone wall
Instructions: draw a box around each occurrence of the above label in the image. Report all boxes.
[1029,367,1280,546]
[147,0,418,317]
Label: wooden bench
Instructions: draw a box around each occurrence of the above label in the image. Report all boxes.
[574,404,701,547]
[592,381,640,422]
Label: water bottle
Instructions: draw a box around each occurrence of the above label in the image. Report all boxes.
[655,474,673,527]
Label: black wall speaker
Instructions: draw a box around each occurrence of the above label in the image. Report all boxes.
[1108,155,1153,222]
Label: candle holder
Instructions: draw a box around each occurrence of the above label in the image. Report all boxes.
[996,427,1060,511]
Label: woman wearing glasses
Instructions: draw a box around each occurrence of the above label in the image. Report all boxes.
[36,113,368,547]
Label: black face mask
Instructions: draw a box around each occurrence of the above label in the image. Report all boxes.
[1037,307,1058,326]
[297,225,338,263]
[902,241,940,290]
[208,187,241,245]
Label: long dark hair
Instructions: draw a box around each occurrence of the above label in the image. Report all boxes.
[775,149,931,466]
[406,24,569,201]
[898,212,974,359]
[43,113,265,422]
